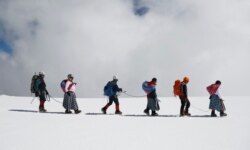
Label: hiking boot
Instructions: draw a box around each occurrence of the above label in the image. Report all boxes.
[180,109,185,117]
[184,110,191,116]
[144,109,150,115]
[65,110,72,114]
[101,108,107,114]
[211,113,217,117]
[211,110,217,117]
[74,109,81,114]
[220,111,227,117]
[39,107,47,112]
[115,110,122,115]
[184,112,191,116]
[151,111,158,116]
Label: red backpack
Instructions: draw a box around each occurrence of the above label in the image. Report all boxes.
[207,84,219,95]
[173,80,182,96]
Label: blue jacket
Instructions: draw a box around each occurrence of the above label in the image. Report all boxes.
[109,80,122,96]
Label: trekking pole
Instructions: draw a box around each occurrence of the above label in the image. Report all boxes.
[30,97,36,104]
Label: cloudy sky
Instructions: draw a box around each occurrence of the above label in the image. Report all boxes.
[0,0,250,98]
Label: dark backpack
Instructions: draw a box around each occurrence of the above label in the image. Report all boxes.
[30,74,38,93]
[60,79,68,93]
[104,82,114,96]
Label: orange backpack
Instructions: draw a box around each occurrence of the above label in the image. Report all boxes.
[173,80,182,96]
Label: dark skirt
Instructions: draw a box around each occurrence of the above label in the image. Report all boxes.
[147,97,160,111]
[63,92,79,110]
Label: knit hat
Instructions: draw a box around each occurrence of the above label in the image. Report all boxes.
[68,74,74,79]
[152,78,157,82]
[39,71,45,76]
[183,76,189,83]
[113,76,118,81]
[215,80,221,85]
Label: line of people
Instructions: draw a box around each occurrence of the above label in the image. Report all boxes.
[31,72,81,114]
[31,72,227,117]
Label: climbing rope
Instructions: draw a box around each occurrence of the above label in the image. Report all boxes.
[121,91,146,98]
[190,104,210,112]
[48,94,63,104]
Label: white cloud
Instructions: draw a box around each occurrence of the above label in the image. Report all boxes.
[0,0,250,97]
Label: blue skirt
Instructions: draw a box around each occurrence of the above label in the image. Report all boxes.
[209,95,221,112]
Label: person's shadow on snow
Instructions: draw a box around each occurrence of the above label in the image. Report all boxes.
[9,109,65,114]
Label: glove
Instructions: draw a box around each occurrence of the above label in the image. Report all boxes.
[46,90,49,95]
[119,88,123,92]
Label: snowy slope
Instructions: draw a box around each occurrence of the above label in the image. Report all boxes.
[0,95,250,150]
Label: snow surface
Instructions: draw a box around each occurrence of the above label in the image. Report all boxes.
[0,95,250,150]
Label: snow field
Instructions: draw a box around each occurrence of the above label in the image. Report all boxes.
[0,95,250,150]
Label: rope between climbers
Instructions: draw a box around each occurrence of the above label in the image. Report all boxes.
[190,104,210,112]
[121,91,146,98]
[49,95,63,104]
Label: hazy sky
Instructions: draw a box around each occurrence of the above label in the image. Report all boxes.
[0,0,250,98]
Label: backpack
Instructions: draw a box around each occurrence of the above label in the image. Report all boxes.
[30,74,38,93]
[142,81,155,94]
[206,84,219,95]
[173,80,182,96]
[104,82,114,96]
[60,79,68,93]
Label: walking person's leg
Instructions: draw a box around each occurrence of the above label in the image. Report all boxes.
[114,96,122,114]
[180,97,185,116]
[144,97,150,115]
[101,96,114,114]
[184,100,191,116]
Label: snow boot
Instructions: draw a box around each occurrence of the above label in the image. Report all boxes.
[74,109,81,114]
[180,109,185,117]
[144,108,150,115]
[101,104,111,114]
[115,105,122,114]
[211,110,217,117]
[115,110,122,115]
[220,111,227,117]
[101,107,107,114]
[151,111,158,116]
[65,110,72,114]
[39,107,47,112]
[184,110,191,116]
[39,100,46,112]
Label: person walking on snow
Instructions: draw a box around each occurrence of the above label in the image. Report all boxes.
[34,72,49,112]
[63,74,81,114]
[207,80,227,117]
[101,76,123,114]
[143,78,160,116]
[179,76,191,116]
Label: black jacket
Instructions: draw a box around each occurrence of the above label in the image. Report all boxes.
[35,77,48,96]
[147,90,157,99]
[180,83,188,99]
